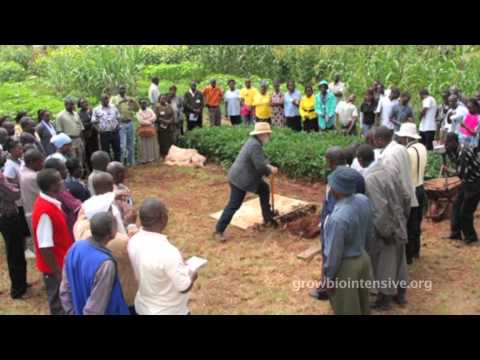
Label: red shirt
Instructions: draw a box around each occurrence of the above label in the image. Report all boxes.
[32,195,74,274]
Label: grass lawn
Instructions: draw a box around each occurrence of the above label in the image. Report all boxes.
[2,162,480,315]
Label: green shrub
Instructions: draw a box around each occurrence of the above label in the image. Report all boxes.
[143,62,205,83]
[198,74,265,90]
[136,45,190,65]
[189,45,280,80]
[179,125,448,181]
[425,153,443,180]
[179,126,361,180]
[0,79,65,118]
[0,61,27,82]
[0,46,34,69]
[34,46,142,99]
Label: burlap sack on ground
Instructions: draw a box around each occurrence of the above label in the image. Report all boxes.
[165,145,207,168]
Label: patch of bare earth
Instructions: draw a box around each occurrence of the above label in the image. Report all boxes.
[2,161,480,314]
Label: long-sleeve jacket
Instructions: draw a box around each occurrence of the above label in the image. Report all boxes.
[228,136,271,193]
[323,194,375,281]
[363,159,411,249]
[0,171,20,218]
[315,91,337,129]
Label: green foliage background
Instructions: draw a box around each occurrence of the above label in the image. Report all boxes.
[0,45,465,179]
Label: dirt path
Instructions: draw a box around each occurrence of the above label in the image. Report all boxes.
[2,162,480,314]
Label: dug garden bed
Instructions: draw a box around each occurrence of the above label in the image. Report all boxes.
[179,126,444,181]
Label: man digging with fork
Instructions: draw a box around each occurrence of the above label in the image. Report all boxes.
[213,122,279,242]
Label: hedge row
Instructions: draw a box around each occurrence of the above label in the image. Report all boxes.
[178,126,360,180]
[179,126,444,181]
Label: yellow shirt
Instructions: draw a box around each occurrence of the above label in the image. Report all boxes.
[300,95,317,121]
[240,87,258,107]
[253,92,272,120]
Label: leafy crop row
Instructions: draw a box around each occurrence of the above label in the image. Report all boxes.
[179,126,445,181]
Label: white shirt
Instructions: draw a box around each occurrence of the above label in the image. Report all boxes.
[128,230,192,315]
[148,83,160,105]
[419,96,438,132]
[351,149,381,175]
[3,158,23,183]
[82,192,127,235]
[336,101,358,127]
[36,193,63,249]
[376,97,398,130]
[445,105,468,134]
[329,82,345,94]
[224,89,241,116]
[4,158,24,206]
[407,142,428,187]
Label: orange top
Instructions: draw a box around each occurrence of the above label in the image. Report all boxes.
[203,86,224,107]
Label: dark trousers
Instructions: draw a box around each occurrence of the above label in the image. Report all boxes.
[187,113,203,131]
[229,115,242,126]
[0,214,27,298]
[420,131,435,151]
[158,128,174,157]
[84,130,99,172]
[216,181,273,234]
[43,274,65,315]
[303,118,319,132]
[406,185,426,260]
[129,306,137,315]
[100,130,121,162]
[451,181,480,242]
[286,116,302,132]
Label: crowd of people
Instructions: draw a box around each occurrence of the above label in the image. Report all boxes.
[1,73,480,315]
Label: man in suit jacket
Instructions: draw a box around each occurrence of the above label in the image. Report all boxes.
[214,122,278,242]
[183,81,204,131]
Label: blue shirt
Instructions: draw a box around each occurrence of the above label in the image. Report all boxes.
[65,176,91,203]
[320,167,365,232]
[284,90,302,117]
[323,194,375,281]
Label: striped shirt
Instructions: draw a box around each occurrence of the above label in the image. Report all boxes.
[458,147,480,184]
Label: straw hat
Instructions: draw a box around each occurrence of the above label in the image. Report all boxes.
[395,122,421,140]
[250,122,273,136]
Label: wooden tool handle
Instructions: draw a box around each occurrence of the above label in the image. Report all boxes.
[270,174,275,213]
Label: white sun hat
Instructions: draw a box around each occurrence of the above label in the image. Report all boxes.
[395,122,421,140]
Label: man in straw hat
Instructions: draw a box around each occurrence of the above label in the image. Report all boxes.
[213,122,278,242]
[396,123,428,264]
[322,166,374,315]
